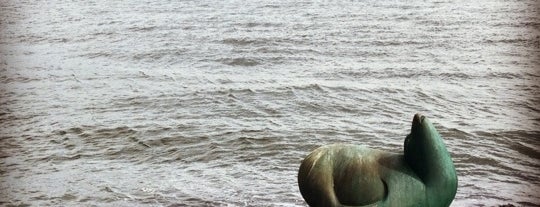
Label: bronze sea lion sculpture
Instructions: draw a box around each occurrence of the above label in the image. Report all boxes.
[298,114,457,207]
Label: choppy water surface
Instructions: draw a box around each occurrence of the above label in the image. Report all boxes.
[1,0,539,206]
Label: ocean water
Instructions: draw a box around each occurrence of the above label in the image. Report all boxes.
[0,0,539,206]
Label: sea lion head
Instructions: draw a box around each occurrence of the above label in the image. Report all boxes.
[404,113,445,178]
[405,113,430,149]
[404,114,458,206]
[414,113,433,134]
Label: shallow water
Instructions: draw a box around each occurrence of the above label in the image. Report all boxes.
[1,0,539,206]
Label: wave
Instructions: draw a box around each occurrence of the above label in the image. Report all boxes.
[218,57,260,66]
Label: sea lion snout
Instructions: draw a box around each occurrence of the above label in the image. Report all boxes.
[413,113,424,125]
[412,113,425,131]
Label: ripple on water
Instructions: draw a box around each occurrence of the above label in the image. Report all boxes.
[1,0,539,206]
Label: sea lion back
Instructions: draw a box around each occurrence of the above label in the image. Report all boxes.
[298,144,386,207]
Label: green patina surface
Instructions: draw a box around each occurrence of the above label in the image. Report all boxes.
[298,114,457,207]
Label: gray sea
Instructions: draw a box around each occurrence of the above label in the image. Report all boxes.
[1,0,539,206]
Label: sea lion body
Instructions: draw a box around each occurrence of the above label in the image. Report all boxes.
[298,144,426,207]
[298,114,457,207]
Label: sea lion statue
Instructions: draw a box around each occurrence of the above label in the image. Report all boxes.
[298,114,457,207]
